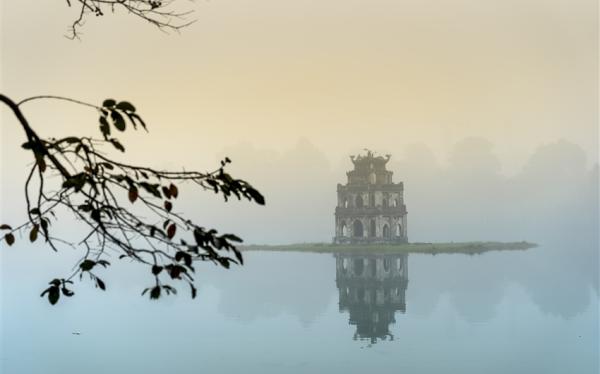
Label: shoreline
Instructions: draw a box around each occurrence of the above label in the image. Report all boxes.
[240,241,537,255]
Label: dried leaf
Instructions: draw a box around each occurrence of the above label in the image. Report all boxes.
[29,224,39,242]
[169,183,178,198]
[167,224,176,239]
[128,186,138,203]
[4,233,15,246]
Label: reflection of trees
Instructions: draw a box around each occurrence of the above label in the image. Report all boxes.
[407,238,598,321]
[335,252,408,344]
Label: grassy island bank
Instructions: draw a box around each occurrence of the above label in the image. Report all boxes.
[241,241,537,255]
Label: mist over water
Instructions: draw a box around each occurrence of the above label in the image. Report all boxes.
[186,137,598,245]
[2,137,598,374]
[2,237,597,373]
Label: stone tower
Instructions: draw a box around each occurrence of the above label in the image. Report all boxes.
[334,150,408,244]
[335,252,409,343]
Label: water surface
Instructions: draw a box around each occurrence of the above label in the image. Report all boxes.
[1,238,598,374]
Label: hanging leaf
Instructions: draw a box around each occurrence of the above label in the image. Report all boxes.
[167,265,183,279]
[129,113,147,131]
[4,233,15,246]
[150,286,161,300]
[111,111,126,131]
[164,201,172,212]
[40,219,49,240]
[80,259,96,271]
[167,224,176,239]
[29,224,39,242]
[115,101,135,113]
[248,188,265,205]
[21,141,34,149]
[139,182,161,198]
[96,278,106,291]
[169,183,178,198]
[233,248,244,265]
[97,260,111,268]
[48,286,60,305]
[223,233,243,242]
[218,257,230,269]
[152,265,163,275]
[162,186,171,199]
[102,99,116,108]
[175,251,192,266]
[109,138,125,152]
[99,116,111,138]
[128,186,138,203]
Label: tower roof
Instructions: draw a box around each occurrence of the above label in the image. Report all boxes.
[346,150,394,185]
[350,149,391,170]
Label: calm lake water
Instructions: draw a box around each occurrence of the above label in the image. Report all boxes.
[1,238,598,374]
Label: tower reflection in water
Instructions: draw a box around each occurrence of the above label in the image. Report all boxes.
[335,252,408,344]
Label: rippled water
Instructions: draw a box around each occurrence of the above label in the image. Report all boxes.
[1,238,598,374]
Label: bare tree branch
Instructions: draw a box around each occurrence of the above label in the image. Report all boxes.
[64,0,196,39]
[0,93,265,304]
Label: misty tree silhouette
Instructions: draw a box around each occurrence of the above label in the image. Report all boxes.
[0,94,265,305]
[64,0,194,39]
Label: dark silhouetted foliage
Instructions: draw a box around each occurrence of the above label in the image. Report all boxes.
[0,94,264,305]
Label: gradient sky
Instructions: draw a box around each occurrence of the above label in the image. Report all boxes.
[1,0,597,175]
[1,6,598,373]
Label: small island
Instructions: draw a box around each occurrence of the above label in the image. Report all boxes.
[243,151,537,256]
[241,241,537,255]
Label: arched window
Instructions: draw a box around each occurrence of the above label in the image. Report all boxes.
[383,198,388,208]
[382,224,390,238]
[353,220,364,237]
[341,222,348,237]
[369,194,375,207]
[396,224,402,237]
[355,195,363,208]
[343,198,348,208]
[369,219,376,237]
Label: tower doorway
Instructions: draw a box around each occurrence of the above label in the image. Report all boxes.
[353,220,363,237]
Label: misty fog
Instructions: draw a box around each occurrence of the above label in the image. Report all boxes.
[181,137,598,246]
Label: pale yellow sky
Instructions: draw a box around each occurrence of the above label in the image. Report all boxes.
[1,0,598,174]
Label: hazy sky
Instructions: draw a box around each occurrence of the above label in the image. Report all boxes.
[1,0,597,175]
[1,6,598,373]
